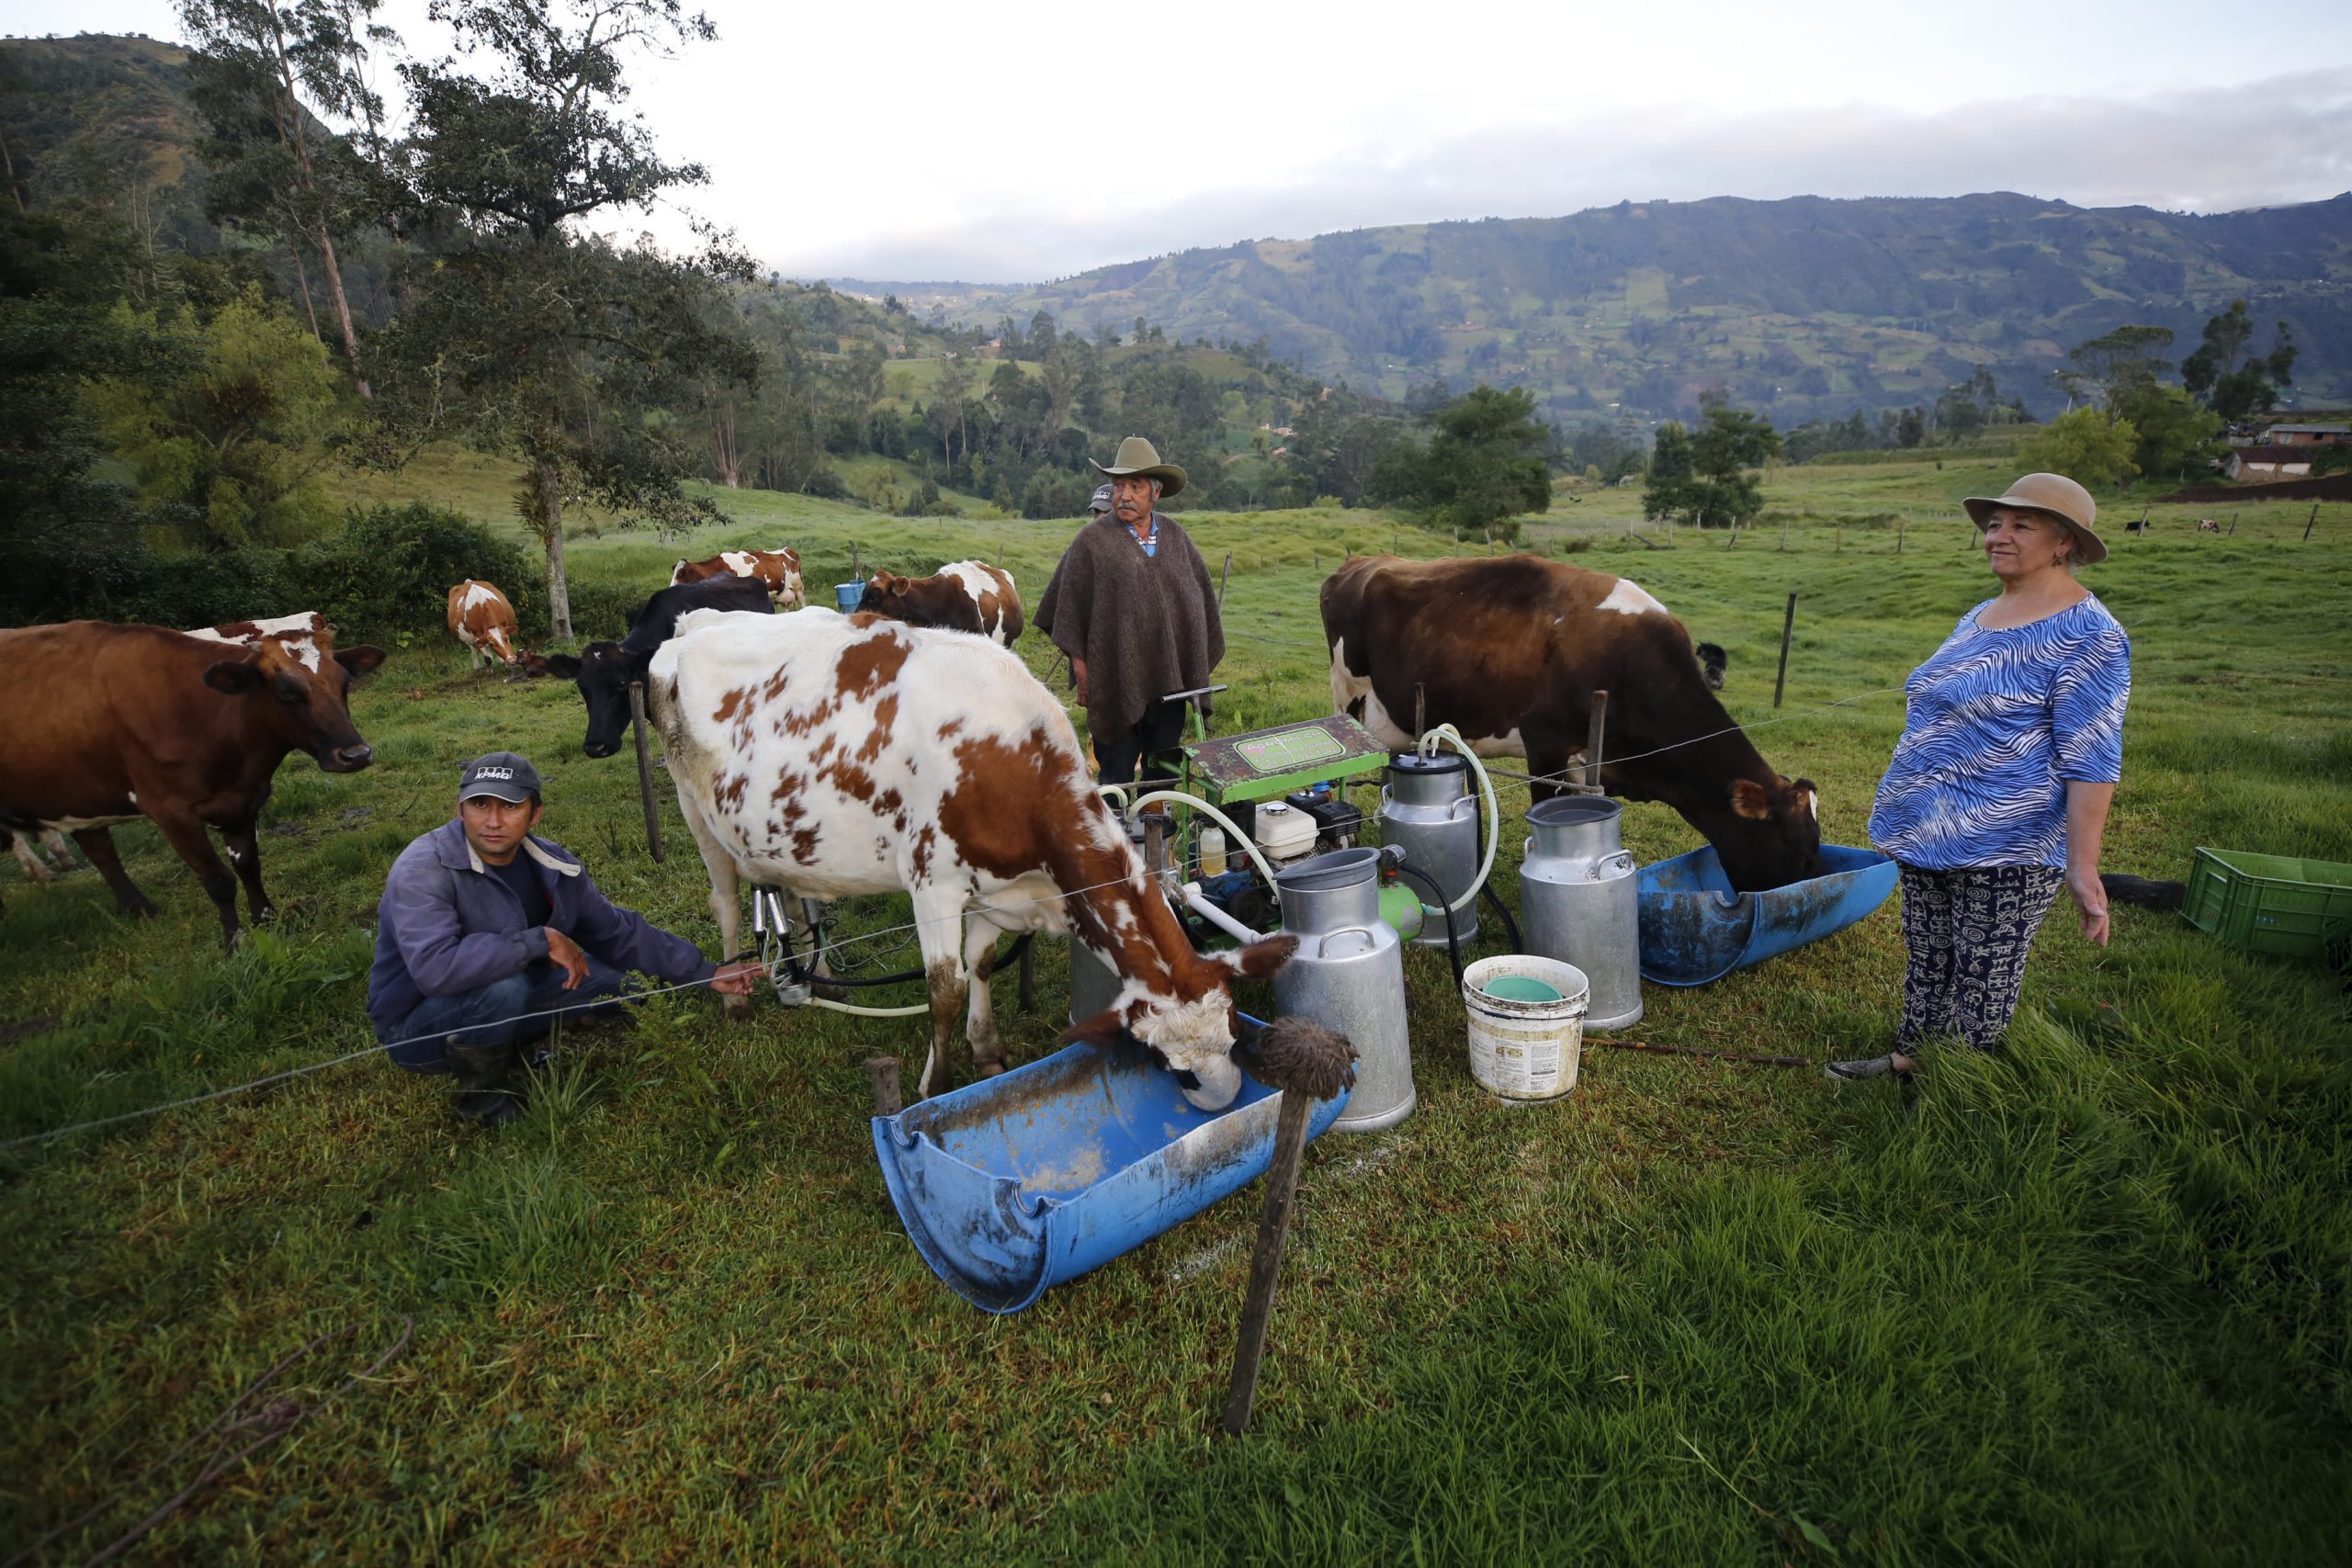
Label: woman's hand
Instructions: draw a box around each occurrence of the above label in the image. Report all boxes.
[2067,863,2110,946]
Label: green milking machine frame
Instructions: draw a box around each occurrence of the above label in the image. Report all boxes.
[1130,687,1395,942]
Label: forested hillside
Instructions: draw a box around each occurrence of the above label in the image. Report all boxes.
[846,191,2352,423]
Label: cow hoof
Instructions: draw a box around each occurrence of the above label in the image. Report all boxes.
[812,980,849,1003]
[978,1059,1007,1078]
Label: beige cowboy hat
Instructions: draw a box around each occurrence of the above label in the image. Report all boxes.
[1962,472,2107,564]
[1090,434,1187,499]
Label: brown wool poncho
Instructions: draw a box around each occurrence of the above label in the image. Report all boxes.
[1035,513,1225,739]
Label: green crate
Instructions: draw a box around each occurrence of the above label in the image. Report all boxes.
[2179,847,2352,959]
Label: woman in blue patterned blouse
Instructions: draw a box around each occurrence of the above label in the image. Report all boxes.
[1829,472,2131,1081]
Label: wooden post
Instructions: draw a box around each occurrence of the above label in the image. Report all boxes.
[2228,512,2239,536]
[1779,512,1788,551]
[1217,550,1233,607]
[1835,521,1843,554]
[1585,689,1609,793]
[1143,812,1169,897]
[851,542,862,581]
[865,1056,903,1118]
[2304,504,2320,542]
[1017,937,1036,1014]
[1220,1019,1353,1438]
[1221,1085,1312,1437]
[1897,513,1905,554]
[1772,592,1797,709]
[628,682,664,863]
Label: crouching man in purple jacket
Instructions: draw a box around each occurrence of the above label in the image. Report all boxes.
[368,751,761,1126]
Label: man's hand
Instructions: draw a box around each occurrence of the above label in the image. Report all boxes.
[709,958,763,997]
[545,926,592,989]
[1073,656,1089,705]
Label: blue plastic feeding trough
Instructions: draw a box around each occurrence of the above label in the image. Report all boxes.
[1636,843,1898,987]
[872,1024,1351,1313]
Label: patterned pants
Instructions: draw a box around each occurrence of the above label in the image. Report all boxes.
[1896,863,2065,1051]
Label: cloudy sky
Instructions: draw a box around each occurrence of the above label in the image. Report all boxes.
[11,0,2352,283]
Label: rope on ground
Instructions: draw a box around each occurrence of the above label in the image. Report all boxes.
[1,1316,413,1568]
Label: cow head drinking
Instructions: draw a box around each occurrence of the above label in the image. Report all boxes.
[1062,934,1297,1111]
[1713,773,1822,891]
[200,638,388,773]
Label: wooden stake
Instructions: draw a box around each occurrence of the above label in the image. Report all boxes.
[1017,937,1036,1014]
[1585,689,1609,793]
[1897,513,1905,554]
[1218,550,1233,607]
[628,682,663,863]
[852,542,861,579]
[1221,1084,1313,1437]
[1772,592,1797,709]
[2305,504,2320,542]
[1779,512,1788,551]
[2228,512,2239,536]
[865,1056,903,1117]
[1596,1039,1812,1068]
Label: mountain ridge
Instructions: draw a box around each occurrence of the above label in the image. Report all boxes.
[835,189,2352,423]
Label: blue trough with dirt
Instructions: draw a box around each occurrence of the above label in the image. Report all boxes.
[1635,843,1898,987]
[872,1021,1351,1313]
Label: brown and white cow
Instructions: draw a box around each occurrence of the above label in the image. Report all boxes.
[649,607,1291,1106]
[670,547,807,610]
[1322,555,1820,892]
[447,581,545,673]
[855,561,1023,645]
[188,609,337,672]
[0,621,386,946]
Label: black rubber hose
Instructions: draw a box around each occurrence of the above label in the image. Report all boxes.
[1469,788,1524,952]
[1392,863,1464,990]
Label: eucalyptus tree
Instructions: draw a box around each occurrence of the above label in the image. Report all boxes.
[178,0,392,394]
[368,0,754,637]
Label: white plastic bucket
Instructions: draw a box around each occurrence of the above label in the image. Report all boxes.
[1462,954,1589,1101]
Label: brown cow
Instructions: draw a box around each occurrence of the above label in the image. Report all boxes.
[0,622,386,946]
[670,547,807,610]
[855,560,1023,645]
[447,581,547,674]
[1321,555,1819,892]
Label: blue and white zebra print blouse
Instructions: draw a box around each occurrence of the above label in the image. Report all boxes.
[1868,595,2131,870]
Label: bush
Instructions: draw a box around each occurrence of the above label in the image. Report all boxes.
[280,502,531,645]
[560,579,649,644]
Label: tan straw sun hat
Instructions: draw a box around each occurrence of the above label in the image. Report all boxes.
[1090,434,1187,498]
[1962,472,2106,564]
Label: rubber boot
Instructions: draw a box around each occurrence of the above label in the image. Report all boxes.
[447,1040,526,1128]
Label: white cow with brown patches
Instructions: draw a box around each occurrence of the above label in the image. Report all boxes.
[670,547,807,610]
[447,581,543,672]
[187,610,336,672]
[650,608,1292,1106]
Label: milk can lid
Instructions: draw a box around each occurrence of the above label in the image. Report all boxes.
[1527,795,1622,826]
[1387,749,1467,775]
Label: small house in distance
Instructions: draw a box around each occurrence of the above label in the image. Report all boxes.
[2222,423,2349,479]
[2256,423,2350,447]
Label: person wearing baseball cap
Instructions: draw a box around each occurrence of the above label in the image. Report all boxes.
[366,750,761,1125]
[1089,483,1114,517]
[1830,471,2131,1084]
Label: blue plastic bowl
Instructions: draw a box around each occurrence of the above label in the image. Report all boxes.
[1635,843,1898,987]
[833,581,865,614]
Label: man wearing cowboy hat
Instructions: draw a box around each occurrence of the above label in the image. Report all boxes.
[1036,436,1226,786]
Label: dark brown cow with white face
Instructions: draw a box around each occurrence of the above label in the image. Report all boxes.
[1321,555,1821,892]
[0,621,386,946]
[670,547,807,610]
[856,560,1023,645]
[650,606,1290,1105]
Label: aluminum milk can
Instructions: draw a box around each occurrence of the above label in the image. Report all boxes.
[1378,750,1481,948]
[1519,795,1643,1031]
[1273,848,1414,1132]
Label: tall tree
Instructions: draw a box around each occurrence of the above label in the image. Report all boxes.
[1373,383,1554,538]
[178,0,391,395]
[2179,299,2296,423]
[2053,324,2173,415]
[1645,400,1778,527]
[368,0,754,638]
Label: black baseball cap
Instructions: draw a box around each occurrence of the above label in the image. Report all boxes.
[1090,483,1114,513]
[458,750,541,804]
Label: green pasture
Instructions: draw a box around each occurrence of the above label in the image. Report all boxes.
[4,457,2349,1562]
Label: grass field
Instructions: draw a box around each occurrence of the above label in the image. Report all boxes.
[5,449,2349,1563]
